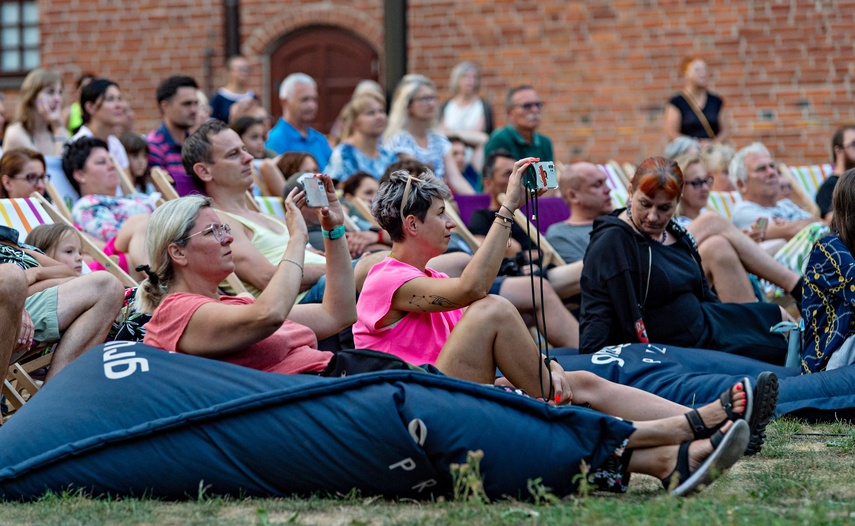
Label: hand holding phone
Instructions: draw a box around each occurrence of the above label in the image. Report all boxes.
[752,217,769,233]
[299,173,329,208]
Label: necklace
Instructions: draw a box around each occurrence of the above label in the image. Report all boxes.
[626,206,667,244]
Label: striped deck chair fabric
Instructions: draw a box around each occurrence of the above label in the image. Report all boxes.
[706,191,743,220]
[254,196,286,219]
[44,155,80,214]
[598,164,629,208]
[786,164,833,201]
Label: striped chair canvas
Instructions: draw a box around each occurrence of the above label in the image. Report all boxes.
[706,191,744,220]
[598,164,629,208]
[784,164,833,201]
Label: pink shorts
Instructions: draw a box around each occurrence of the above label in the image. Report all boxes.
[87,236,130,273]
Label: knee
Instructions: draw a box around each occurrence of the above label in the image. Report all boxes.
[467,294,517,321]
[86,272,125,307]
[0,264,27,305]
[698,235,735,263]
[567,370,600,391]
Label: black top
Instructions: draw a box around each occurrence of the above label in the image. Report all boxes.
[668,92,723,139]
[815,175,839,218]
[468,208,531,250]
[579,211,716,354]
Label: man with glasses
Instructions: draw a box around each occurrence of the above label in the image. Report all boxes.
[484,85,553,162]
[729,142,822,241]
[815,125,855,220]
[266,73,331,168]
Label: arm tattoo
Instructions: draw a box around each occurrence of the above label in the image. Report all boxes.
[409,295,461,311]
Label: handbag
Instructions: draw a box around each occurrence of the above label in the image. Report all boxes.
[681,90,716,140]
[321,349,428,377]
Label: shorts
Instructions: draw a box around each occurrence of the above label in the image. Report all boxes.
[87,236,130,273]
[24,286,61,344]
[488,276,507,296]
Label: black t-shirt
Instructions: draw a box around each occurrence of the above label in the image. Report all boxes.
[468,208,531,250]
[815,175,839,218]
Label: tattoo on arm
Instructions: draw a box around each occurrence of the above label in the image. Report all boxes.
[409,295,461,311]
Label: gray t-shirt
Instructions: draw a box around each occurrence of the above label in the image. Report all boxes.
[730,198,813,230]
[545,222,593,264]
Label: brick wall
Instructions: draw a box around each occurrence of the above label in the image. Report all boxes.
[24,0,855,166]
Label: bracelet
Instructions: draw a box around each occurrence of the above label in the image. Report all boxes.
[501,204,516,217]
[280,257,304,277]
[494,212,514,225]
[322,224,346,240]
[493,218,511,229]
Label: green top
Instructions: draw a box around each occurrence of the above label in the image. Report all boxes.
[484,125,554,162]
[67,102,83,133]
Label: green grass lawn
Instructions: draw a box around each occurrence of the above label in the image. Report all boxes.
[0,418,853,526]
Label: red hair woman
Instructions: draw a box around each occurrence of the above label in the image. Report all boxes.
[580,157,788,364]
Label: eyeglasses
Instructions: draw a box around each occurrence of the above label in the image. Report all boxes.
[514,101,544,111]
[182,222,232,243]
[685,176,714,190]
[411,95,438,105]
[12,173,50,185]
[843,142,855,150]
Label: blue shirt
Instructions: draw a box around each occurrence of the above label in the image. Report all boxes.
[265,118,332,168]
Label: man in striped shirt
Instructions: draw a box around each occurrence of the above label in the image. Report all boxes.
[147,76,201,196]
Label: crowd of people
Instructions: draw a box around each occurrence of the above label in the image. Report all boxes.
[1,54,853,498]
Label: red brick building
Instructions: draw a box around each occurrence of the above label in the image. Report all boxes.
[11,0,855,165]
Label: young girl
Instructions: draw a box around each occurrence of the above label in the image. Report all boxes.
[26,223,84,276]
[119,132,154,194]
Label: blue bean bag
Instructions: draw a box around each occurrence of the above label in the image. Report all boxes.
[556,343,855,421]
[0,342,633,501]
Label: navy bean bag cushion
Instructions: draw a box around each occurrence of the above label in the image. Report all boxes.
[0,342,633,501]
[557,343,855,421]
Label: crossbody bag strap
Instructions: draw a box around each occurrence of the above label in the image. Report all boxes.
[681,90,716,140]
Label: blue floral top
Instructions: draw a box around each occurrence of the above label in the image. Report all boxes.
[325,143,399,181]
[384,130,451,179]
[802,234,855,373]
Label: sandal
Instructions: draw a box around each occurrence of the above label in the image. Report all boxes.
[684,377,753,439]
[745,371,778,456]
[662,419,750,497]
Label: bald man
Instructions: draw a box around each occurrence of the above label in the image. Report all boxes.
[545,162,614,264]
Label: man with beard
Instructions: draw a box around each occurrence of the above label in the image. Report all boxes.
[147,75,200,196]
[815,125,855,221]
[484,85,553,162]
[266,73,332,168]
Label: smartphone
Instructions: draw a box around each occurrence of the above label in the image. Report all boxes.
[524,161,558,191]
[752,217,769,233]
[298,173,329,208]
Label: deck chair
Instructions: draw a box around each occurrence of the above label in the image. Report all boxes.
[608,160,632,189]
[453,193,491,227]
[706,191,744,220]
[44,155,79,220]
[110,153,136,197]
[781,163,832,202]
[5,195,139,287]
[350,196,380,228]
[598,164,629,208]
[777,163,822,217]
[251,159,273,197]
[518,196,570,234]
[443,199,480,253]
[622,162,637,182]
[150,167,180,201]
[510,209,566,267]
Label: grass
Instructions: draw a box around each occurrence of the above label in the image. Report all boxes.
[0,418,853,525]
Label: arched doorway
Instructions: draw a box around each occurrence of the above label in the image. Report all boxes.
[267,26,380,134]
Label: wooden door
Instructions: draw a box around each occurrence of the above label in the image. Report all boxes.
[268,26,379,134]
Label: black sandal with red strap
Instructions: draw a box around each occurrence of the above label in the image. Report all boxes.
[684,377,753,439]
